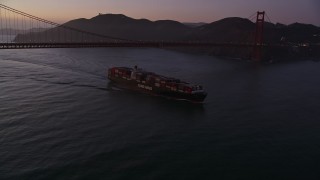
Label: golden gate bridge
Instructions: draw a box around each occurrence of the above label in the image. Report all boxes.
[0,3,301,61]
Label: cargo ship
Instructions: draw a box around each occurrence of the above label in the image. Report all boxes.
[107,66,207,103]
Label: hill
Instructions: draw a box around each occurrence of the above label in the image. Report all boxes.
[14,13,320,44]
[62,14,191,41]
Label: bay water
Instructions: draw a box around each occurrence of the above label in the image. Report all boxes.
[1,48,320,179]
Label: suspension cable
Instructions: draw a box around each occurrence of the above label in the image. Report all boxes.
[265,13,272,24]
[0,4,136,42]
[247,12,257,22]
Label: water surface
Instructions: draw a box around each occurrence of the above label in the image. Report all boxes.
[1,48,320,179]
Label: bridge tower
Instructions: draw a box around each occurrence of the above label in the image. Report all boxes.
[252,11,265,61]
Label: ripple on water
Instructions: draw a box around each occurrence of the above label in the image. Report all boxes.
[1,49,320,179]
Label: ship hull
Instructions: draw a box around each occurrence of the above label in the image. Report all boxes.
[107,67,207,103]
[108,76,207,103]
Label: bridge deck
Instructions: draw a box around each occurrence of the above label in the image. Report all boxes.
[0,42,280,49]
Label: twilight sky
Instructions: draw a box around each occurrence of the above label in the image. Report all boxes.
[3,0,320,26]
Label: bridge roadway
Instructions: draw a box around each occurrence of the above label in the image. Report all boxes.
[0,42,272,49]
[0,41,315,50]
